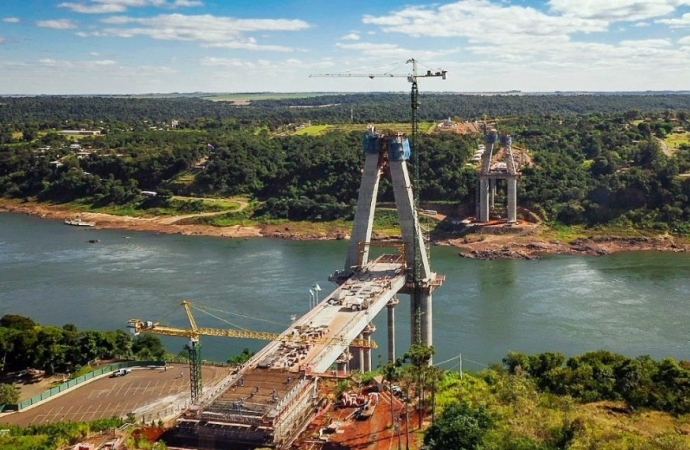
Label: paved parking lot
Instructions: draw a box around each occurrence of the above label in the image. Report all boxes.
[0,364,230,426]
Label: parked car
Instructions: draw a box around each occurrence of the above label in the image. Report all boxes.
[111,368,132,377]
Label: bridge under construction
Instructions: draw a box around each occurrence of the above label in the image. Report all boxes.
[162,127,444,449]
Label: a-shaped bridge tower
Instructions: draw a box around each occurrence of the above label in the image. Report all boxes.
[336,126,444,361]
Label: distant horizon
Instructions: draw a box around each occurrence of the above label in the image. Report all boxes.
[2,89,690,98]
[1,1,689,95]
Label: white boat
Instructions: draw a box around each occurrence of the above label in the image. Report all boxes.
[64,216,96,227]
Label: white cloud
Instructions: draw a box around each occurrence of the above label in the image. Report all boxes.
[204,41,296,52]
[3,17,20,23]
[335,41,459,60]
[657,12,690,27]
[99,14,309,33]
[59,2,127,14]
[363,0,608,44]
[171,0,202,6]
[28,58,117,69]
[633,21,651,26]
[0,37,5,44]
[358,0,690,88]
[549,0,690,22]
[342,33,360,41]
[200,57,256,68]
[59,0,202,14]
[36,19,78,29]
[200,57,336,74]
[619,38,671,47]
[81,13,310,51]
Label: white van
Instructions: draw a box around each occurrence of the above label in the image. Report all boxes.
[111,368,132,377]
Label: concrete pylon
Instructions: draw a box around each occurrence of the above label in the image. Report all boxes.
[345,151,382,271]
[507,177,517,223]
[389,159,431,280]
[478,177,490,222]
[342,127,443,362]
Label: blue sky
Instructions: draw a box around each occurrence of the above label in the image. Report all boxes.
[1,0,689,94]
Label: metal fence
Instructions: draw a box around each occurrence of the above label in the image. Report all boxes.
[2,360,164,412]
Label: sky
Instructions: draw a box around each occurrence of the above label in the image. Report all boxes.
[1,0,690,95]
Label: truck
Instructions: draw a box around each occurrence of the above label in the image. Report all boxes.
[343,296,368,311]
[111,368,132,377]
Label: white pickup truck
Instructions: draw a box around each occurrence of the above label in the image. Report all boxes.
[111,368,132,377]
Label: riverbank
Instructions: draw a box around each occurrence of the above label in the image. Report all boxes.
[0,198,262,239]
[2,198,688,258]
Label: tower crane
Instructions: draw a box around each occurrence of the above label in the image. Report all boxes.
[311,58,447,343]
[127,301,377,403]
[310,58,446,152]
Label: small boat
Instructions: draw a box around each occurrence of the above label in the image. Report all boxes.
[64,216,96,227]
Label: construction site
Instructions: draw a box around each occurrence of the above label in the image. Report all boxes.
[41,60,527,449]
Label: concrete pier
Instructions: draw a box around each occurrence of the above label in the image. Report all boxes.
[387,297,398,362]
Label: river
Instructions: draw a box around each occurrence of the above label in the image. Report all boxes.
[1,212,688,371]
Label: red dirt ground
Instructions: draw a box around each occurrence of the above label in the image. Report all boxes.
[293,381,424,450]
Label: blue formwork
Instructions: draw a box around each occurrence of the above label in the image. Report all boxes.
[501,134,512,146]
[388,135,411,161]
[485,131,498,144]
[363,130,381,155]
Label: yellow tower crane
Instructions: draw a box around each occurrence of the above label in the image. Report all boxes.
[127,301,377,403]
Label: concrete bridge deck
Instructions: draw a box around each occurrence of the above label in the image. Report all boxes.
[173,254,409,449]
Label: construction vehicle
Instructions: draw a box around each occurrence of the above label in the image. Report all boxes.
[127,301,377,404]
[343,296,368,311]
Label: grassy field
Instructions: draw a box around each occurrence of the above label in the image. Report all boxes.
[664,131,690,151]
[201,92,338,104]
[290,121,436,136]
[170,195,244,211]
[293,124,333,136]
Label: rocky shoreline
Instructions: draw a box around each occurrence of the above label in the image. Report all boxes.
[2,199,688,259]
[455,236,689,260]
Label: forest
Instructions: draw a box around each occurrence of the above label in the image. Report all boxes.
[1,94,690,235]
[3,315,690,449]
[0,314,165,379]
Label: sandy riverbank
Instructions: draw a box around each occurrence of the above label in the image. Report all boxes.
[2,198,688,259]
[0,199,262,238]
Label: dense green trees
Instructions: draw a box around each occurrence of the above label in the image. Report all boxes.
[1,95,690,232]
[0,315,164,375]
[0,383,20,405]
[502,350,690,414]
[0,417,125,450]
[424,401,493,450]
[2,94,689,126]
[423,350,690,448]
